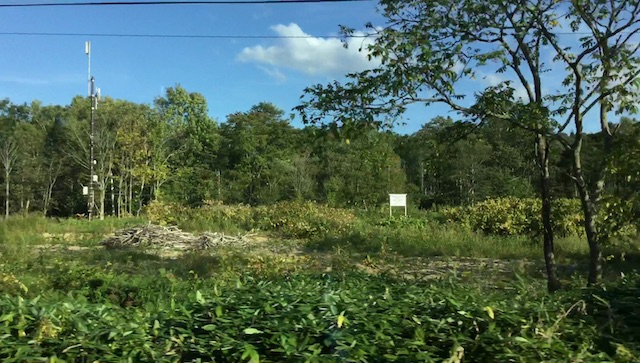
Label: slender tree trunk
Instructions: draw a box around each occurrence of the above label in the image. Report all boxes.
[128,174,133,215]
[45,183,54,215]
[217,170,222,201]
[5,167,9,218]
[580,64,614,285]
[118,175,124,218]
[43,182,54,216]
[127,176,131,216]
[573,161,603,285]
[568,108,605,285]
[111,175,115,216]
[19,177,24,215]
[42,164,59,216]
[537,133,561,292]
[136,178,146,216]
[99,188,106,220]
[420,161,425,195]
[154,180,161,201]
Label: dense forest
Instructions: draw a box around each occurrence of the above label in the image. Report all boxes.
[0,86,637,218]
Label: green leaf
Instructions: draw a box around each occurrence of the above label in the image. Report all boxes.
[195,290,204,304]
[242,343,260,363]
[0,313,15,323]
[243,328,264,335]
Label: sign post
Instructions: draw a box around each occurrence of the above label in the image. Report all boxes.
[389,194,407,217]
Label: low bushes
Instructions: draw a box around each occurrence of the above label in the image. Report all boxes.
[254,201,356,238]
[441,197,584,237]
[1,270,639,363]
[145,200,356,239]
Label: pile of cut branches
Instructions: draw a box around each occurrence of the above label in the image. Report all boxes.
[100,224,255,250]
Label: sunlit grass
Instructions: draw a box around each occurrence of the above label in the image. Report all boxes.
[0,215,145,246]
[307,221,590,260]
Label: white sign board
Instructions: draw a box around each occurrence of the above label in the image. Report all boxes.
[389,194,407,216]
[389,194,407,207]
[82,186,89,195]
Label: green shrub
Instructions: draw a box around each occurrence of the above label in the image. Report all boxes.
[145,200,356,239]
[254,201,357,238]
[374,215,430,229]
[144,200,189,226]
[1,272,638,362]
[0,272,29,295]
[441,197,584,237]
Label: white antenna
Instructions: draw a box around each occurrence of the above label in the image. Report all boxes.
[85,41,91,97]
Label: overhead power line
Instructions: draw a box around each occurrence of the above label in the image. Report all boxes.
[0,31,611,40]
[0,0,371,8]
[0,31,371,39]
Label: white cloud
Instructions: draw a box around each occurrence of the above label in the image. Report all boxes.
[478,72,534,101]
[0,76,50,85]
[237,23,379,78]
[482,73,504,87]
[513,84,532,101]
[258,66,286,83]
[251,5,272,20]
[0,73,82,86]
[450,60,464,74]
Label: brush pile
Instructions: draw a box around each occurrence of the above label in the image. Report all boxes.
[100,224,255,250]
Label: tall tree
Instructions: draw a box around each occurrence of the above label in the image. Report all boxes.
[0,137,18,217]
[146,110,174,202]
[115,101,152,216]
[297,0,640,289]
[34,104,69,216]
[534,0,640,284]
[294,0,568,290]
[396,116,535,206]
[154,85,220,206]
[219,103,296,205]
[13,120,46,214]
[606,118,640,240]
[313,129,406,208]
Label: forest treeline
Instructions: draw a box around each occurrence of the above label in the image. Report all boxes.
[0,85,638,218]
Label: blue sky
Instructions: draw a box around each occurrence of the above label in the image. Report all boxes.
[0,0,634,134]
[0,1,397,127]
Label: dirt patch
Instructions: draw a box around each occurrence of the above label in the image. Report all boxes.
[42,232,85,242]
[348,255,580,283]
[34,244,95,252]
[37,224,578,282]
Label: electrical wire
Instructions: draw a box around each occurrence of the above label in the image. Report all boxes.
[0,31,371,39]
[0,31,612,39]
[0,0,372,8]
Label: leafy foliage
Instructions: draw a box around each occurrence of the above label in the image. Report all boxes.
[254,201,357,239]
[442,197,585,237]
[1,267,639,362]
[146,200,356,239]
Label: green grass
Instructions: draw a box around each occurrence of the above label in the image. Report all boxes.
[1,255,639,362]
[0,215,145,246]
[308,221,589,260]
[175,217,250,234]
[1,211,640,361]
